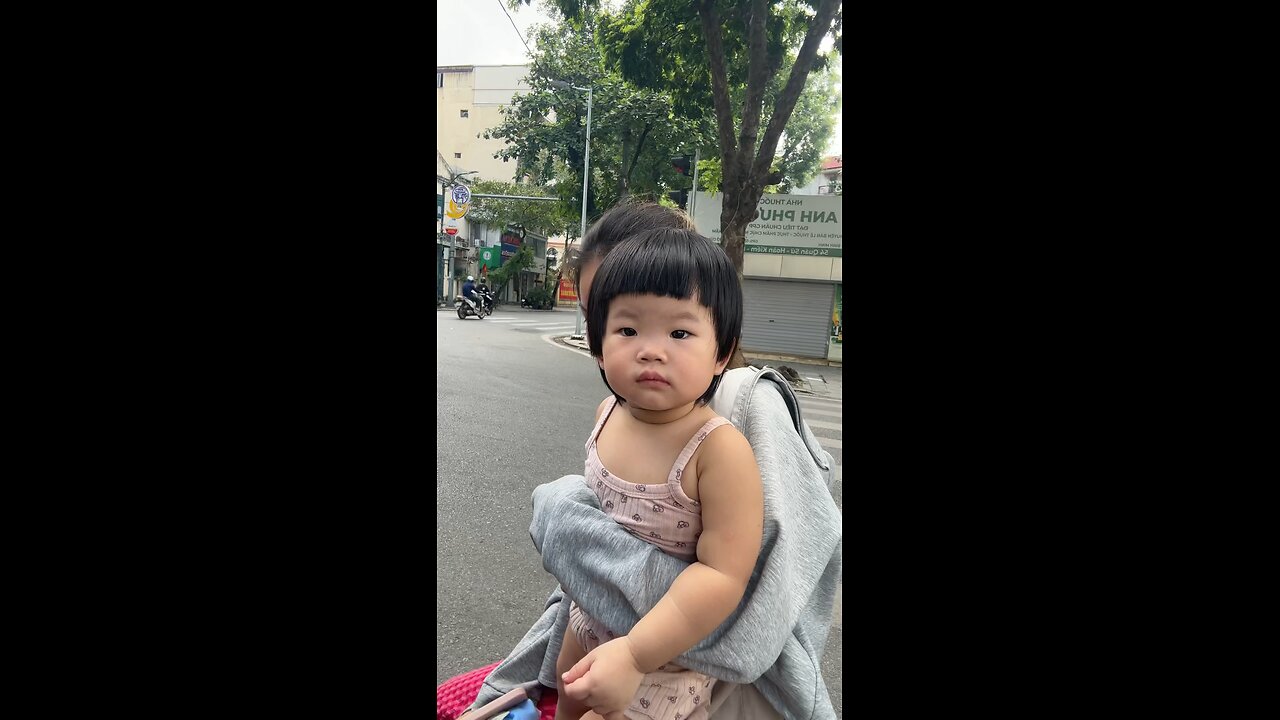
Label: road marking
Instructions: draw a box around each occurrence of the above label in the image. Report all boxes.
[542,334,592,356]
[799,397,843,410]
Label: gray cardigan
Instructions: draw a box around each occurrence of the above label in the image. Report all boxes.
[472,367,842,719]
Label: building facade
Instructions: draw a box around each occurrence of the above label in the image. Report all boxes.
[693,191,842,362]
[791,155,843,196]
[438,65,556,302]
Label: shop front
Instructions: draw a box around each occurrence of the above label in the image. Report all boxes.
[694,192,843,361]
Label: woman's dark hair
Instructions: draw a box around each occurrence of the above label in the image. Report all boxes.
[586,228,743,406]
[567,201,695,294]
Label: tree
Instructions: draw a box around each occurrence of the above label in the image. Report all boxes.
[773,58,840,193]
[671,57,839,197]
[483,14,713,234]
[521,0,842,270]
[466,179,572,238]
[486,244,536,299]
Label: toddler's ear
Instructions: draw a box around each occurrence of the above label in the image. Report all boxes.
[715,341,737,373]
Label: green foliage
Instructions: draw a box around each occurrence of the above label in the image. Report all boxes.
[466,179,571,237]
[695,157,722,193]
[595,0,830,119]
[775,54,839,192]
[611,11,839,193]
[484,7,713,234]
[487,244,536,296]
[508,0,842,270]
[698,156,784,193]
[523,284,558,310]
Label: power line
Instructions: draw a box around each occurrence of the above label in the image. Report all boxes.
[498,0,534,57]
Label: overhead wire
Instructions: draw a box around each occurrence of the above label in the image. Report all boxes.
[498,0,534,57]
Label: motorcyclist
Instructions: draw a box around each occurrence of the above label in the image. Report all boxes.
[461,275,479,311]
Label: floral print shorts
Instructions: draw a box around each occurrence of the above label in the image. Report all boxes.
[569,602,715,720]
[624,669,714,720]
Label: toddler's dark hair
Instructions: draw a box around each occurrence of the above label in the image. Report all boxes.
[586,228,742,406]
[566,201,695,295]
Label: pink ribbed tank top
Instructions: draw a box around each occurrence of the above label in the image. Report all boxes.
[584,395,731,562]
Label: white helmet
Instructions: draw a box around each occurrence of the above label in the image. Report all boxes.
[467,275,474,281]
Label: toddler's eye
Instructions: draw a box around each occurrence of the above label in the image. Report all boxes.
[619,327,637,336]
[670,330,690,339]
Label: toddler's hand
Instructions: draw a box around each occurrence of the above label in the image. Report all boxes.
[561,636,644,720]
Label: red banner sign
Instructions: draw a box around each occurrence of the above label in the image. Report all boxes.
[558,278,579,303]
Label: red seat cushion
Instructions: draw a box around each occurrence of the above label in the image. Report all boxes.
[436,663,557,720]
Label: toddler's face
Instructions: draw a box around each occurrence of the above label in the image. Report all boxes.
[598,292,728,412]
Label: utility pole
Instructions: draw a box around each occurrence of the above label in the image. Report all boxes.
[437,167,478,301]
[548,79,593,339]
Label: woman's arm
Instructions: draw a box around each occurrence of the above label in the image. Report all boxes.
[530,478,674,624]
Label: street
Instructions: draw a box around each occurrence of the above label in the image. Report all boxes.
[436,308,843,716]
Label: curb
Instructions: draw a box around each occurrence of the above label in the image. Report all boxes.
[742,351,843,368]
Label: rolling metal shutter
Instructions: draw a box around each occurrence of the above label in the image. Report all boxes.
[741,279,834,359]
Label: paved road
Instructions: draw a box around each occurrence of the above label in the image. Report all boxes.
[446,305,582,335]
[437,312,842,716]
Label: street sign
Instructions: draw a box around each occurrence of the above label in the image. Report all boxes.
[445,198,470,219]
[479,247,502,270]
[451,184,471,206]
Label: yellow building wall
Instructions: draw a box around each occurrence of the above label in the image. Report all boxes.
[437,66,527,186]
[438,65,536,243]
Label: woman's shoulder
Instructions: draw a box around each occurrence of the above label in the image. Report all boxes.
[710,366,793,418]
[708,366,760,418]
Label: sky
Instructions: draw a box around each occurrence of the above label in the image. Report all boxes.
[436,1,841,156]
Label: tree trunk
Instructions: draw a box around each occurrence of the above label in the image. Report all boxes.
[696,0,841,369]
[721,177,757,373]
[618,128,633,199]
[718,167,762,272]
[720,202,749,272]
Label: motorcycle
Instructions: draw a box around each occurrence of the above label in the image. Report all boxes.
[456,286,494,319]
[477,286,495,314]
